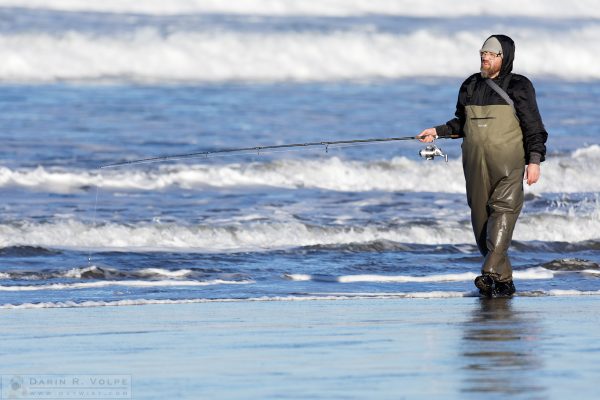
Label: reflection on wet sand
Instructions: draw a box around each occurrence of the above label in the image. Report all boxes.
[461,298,545,396]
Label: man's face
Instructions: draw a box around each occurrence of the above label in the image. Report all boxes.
[480,51,502,78]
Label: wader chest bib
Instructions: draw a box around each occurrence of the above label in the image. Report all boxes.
[462,104,525,282]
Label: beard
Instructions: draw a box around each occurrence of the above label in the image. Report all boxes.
[480,67,490,78]
[480,61,501,78]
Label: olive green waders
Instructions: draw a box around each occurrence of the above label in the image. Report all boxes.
[462,104,525,282]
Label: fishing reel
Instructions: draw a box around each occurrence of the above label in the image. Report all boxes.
[419,143,448,162]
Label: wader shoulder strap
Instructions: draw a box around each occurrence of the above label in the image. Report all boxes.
[485,78,514,108]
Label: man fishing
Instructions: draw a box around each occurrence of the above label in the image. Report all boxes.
[418,35,548,297]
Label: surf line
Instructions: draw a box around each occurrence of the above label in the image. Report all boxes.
[100,134,452,169]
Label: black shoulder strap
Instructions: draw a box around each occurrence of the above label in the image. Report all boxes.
[485,78,514,108]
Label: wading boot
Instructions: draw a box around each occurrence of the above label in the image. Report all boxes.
[492,280,516,297]
[474,275,516,297]
[474,275,495,297]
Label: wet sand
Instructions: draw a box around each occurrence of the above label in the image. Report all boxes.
[1,296,598,399]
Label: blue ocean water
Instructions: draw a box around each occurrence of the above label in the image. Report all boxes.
[1,1,600,308]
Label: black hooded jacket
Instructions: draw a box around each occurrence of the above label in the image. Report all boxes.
[435,35,548,164]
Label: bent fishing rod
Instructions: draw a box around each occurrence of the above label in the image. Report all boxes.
[100,133,451,169]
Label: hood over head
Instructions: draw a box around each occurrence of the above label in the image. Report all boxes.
[483,34,515,78]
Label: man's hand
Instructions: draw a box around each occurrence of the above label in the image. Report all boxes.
[417,128,437,143]
[525,164,541,185]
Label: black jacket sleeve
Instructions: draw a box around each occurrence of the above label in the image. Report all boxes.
[509,74,548,163]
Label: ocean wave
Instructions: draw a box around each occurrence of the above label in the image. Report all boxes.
[3,146,600,193]
[1,0,598,18]
[512,240,600,253]
[0,219,473,251]
[3,288,600,308]
[1,213,599,251]
[541,258,600,271]
[0,245,60,256]
[0,265,250,282]
[1,26,600,83]
[0,279,252,291]
[1,157,467,193]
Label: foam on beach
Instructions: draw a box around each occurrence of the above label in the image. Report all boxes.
[0,293,475,309]
[285,267,555,284]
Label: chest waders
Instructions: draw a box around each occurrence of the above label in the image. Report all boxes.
[462,104,525,283]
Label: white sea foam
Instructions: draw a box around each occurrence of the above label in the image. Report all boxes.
[137,268,193,278]
[339,272,478,283]
[3,147,600,194]
[582,269,600,275]
[1,0,598,18]
[1,210,599,251]
[286,274,312,281]
[62,266,194,279]
[286,267,553,284]
[544,289,600,296]
[513,267,555,280]
[1,26,599,83]
[0,219,473,251]
[0,279,252,291]
[1,265,248,281]
[0,157,467,193]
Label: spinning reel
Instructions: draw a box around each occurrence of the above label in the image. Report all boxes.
[419,141,448,162]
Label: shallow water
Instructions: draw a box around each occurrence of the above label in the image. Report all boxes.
[1,2,600,308]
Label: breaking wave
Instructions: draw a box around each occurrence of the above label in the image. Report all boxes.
[0,219,473,251]
[0,265,251,281]
[1,215,599,252]
[3,146,600,194]
[0,279,251,291]
[1,26,599,82]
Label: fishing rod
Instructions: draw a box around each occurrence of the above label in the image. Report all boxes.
[100,134,450,169]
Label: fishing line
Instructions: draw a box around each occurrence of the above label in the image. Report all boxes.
[99,135,447,169]
[88,182,101,267]
[110,138,419,165]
